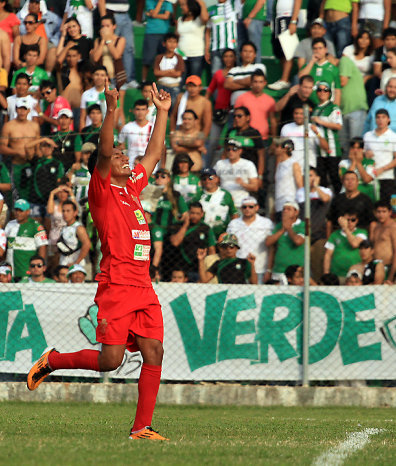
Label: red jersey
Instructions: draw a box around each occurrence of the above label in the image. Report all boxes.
[88,163,152,287]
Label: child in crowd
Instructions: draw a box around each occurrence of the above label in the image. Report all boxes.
[380,48,396,92]
[153,32,184,112]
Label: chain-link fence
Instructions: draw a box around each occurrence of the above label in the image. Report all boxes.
[1,283,395,384]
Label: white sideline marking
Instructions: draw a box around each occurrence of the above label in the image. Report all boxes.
[312,428,384,466]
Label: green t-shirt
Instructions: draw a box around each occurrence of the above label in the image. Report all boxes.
[243,0,266,21]
[324,0,358,14]
[198,188,238,238]
[307,61,341,104]
[326,228,368,277]
[339,56,368,115]
[273,219,305,274]
[172,173,202,204]
[5,218,48,279]
[339,158,379,202]
[11,163,33,201]
[0,162,11,205]
[11,66,49,92]
[20,277,56,283]
[150,224,164,243]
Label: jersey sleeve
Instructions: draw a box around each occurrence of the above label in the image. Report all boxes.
[130,163,148,195]
[34,223,48,247]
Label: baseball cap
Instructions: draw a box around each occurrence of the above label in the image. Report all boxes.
[0,265,11,275]
[283,201,300,211]
[16,97,29,109]
[67,264,87,276]
[359,239,373,249]
[81,142,97,153]
[311,18,326,28]
[346,269,363,280]
[201,167,217,178]
[316,81,331,92]
[218,233,240,249]
[185,75,202,86]
[226,138,243,148]
[241,196,258,206]
[14,199,30,211]
[57,108,74,119]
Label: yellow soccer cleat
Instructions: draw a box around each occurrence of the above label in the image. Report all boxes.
[129,426,169,441]
[27,348,55,391]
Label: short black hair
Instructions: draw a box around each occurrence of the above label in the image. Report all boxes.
[183,109,198,119]
[29,254,46,266]
[375,108,390,118]
[163,32,179,42]
[320,273,340,285]
[285,264,300,280]
[382,27,396,40]
[63,199,78,211]
[134,99,148,108]
[140,81,153,90]
[374,200,391,210]
[343,170,358,180]
[251,69,266,80]
[92,65,108,74]
[67,45,81,54]
[40,80,56,91]
[349,137,364,148]
[100,13,116,25]
[234,106,250,116]
[189,201,203,210]
[25,43,40,55]
[241,41,257,53]
[312,37,327,48]
[299,75,314,85]
[15,73,30,84]
[87,103,102,114]
[53,265,69,277]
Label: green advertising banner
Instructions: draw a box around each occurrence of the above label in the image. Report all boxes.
[0,284,395,381]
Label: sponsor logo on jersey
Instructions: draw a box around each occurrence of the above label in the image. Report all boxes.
[134,210,146,225]
[121,200,131,207]
[132,230,150,240]
[130,171,143,183]
[133,244,150,261]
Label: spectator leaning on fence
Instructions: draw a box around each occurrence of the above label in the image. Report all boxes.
[5,199,48,281]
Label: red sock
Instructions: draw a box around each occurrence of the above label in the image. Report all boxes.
[132,363,162,431]
[48,350,100,372]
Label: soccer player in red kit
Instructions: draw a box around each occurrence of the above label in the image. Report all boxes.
[27,81,172,441]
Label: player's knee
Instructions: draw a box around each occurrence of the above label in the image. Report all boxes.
[99,354,124,371]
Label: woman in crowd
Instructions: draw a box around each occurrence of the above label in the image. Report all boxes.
[205,48,237,165]
[342,30,374,83]
[0,0,19,43]
[56,17,93,65]
[176,0,208,79]
[13,13,47,69]
[90,14,126,90]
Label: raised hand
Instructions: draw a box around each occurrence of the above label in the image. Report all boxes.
[151,83,171,113]
[104,77,119,112]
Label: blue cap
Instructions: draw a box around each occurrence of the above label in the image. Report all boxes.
[201,168,217,178]
[14,199,30,211]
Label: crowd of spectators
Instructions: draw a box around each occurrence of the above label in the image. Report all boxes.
[0,0,396,286]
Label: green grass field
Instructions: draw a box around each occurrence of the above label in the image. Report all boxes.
[0,402,395,465]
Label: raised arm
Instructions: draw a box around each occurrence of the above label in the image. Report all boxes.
[140,83,171,177]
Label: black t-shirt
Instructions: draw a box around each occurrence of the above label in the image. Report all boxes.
[226,126,264,168]
[65,36,93,63]
[363,260,380,285]
[180,221,214,272]
[52,131,80,172]
[81,125,100,147]
[208,257,251,284]
[327,192,375,230]
[280,94,315,128]
[299,197,330,243]
[374,46,390,72]
[30,156,64,204]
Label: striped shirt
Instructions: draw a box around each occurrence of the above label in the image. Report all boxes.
[207,0,238,52]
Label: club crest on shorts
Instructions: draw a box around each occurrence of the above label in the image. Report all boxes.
[134,209,146,225]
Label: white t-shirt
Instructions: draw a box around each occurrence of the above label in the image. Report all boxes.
[227,215,274,273]
[214,157,258,207]
[275,157,298,212]
[296,186,333,203]
[342,44,374,77]
[80,86,106,126]
[7,95,38,121]
[363,128,396,180]
[276,0,295,17]
[157,55,182,87]
[177,16,205,57]
[358,0,385,21]
[280,122,323,168]
[118,121,154,167]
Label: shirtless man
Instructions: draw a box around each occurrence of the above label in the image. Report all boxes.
[170,75,212,137]
[0,28,11,75]
[371,200,396,283]
[59,46,83,113]
[0,98,40,199]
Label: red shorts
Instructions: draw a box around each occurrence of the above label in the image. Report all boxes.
[94,282,164,353]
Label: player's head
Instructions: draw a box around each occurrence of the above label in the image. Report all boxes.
[109,147,132,179]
